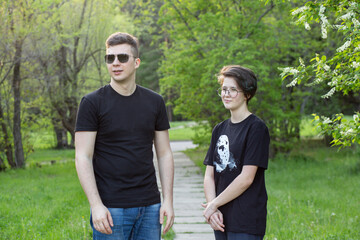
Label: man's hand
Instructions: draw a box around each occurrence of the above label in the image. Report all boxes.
[91,204,114,234]
[160,201,175,234]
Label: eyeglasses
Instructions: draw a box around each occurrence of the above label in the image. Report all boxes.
[104,54,136,64]
[217,87,242,98]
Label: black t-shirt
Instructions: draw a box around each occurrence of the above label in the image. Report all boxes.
[203,114,270,235]
[75,84,170,208]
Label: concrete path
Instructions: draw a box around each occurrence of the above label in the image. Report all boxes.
[157,141,215,240]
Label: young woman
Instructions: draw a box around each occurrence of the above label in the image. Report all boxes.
[202,65,270,240]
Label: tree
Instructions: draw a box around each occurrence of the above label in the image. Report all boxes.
[157,0,319,155]
[0,0,42,168]
[280,0,360,148]
[32,0,117,147]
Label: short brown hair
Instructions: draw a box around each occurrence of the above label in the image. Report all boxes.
[217,65,257,103]
[105,32,139,57]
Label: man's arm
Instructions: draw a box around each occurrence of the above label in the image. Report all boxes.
[202,165,258,221]
[75,131,113,234]
[153,130,175,234]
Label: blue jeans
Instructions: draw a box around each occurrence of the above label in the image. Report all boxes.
[214,231,264,240]
[91,203,161,240]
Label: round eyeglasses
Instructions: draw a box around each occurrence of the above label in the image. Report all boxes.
[217,87,242,98]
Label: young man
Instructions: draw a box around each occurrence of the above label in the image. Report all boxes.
[75,32,174,239]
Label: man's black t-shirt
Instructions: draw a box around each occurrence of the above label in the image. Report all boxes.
[75,84,170,208]
[204,114,270,235]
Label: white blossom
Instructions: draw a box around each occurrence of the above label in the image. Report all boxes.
[297,15,306,23]
[337,40,352,52]
[292,6,309,16]
[344,129,354,136]
[355,44,360,52]
[282,67,299,75]
[323,64,330,71]
[354,114,359,122]
[350,2,358,8]
[319,5,329,38]
[352,62,360,68]
[321,25,328,38]
[338,11,355,21]
[299,57,305,67]
[322,87,336,99]
[286,78,298,87]
[323,117,332,124]
[319,5,326,14]
[334,25,347,30]
[353,18,360,28]
[304,22,311,30]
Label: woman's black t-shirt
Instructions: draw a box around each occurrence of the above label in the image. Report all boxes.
[204,114,270,235]
[75,84,170,208]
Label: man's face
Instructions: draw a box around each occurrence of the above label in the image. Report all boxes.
[106,44,140,83]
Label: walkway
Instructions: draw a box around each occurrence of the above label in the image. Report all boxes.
[157,141,215,240]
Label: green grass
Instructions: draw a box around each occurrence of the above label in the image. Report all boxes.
[169,121,196,141]
[184,141,360,239]
[0,162,91,239]
[0,161,176,240]
[5,118,358,239]
[300,116,321,138]
[27,149,75,164]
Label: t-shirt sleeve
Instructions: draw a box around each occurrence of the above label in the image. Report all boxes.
[203,124,219,166]
[155,97,170,131]
[243,122,270,169]
[75,97,99,132]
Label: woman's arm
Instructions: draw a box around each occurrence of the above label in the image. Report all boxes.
[203,165,225,231]
[202,165,258,221]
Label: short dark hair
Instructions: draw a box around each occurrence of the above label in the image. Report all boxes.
[217,65,257,103]
[105,32,139,57]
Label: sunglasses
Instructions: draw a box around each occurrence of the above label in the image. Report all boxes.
[104,54,135,64]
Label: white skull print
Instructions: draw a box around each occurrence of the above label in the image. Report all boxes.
[215,135,236,172]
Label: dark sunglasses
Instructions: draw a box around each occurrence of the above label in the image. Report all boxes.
[104,54,135,64]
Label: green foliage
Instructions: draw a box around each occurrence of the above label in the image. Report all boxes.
[280,0,360,148]
[157,0,320,155]
[313,113,360,148]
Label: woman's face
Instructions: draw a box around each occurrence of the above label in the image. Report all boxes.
[220,77,247,111]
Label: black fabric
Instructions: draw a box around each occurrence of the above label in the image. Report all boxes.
[204,114,270,235]
[75,84,170,208]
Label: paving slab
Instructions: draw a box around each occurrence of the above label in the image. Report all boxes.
[156,141,215,239]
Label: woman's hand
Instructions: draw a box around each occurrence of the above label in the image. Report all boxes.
[208,210,225,232]
[201,201,218,222]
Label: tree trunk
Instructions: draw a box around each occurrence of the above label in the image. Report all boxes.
[0,94,15,168]
[0,156,6,171]
[52,117,68,149]
[12,39,25,168]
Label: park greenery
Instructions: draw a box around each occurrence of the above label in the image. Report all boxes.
[0,0,359,169]
[0,0,359,238]
[0,121,359,239]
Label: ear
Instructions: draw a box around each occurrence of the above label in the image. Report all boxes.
[135,58,141,69]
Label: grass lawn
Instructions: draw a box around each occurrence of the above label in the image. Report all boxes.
[0,162,92,239]
[0,160,175,239]
[26,121,196,165]
[184,141,360,239]
[2,119,359,239]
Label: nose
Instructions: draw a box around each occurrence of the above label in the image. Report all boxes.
[223,90,231,96]
[112,56,121,65]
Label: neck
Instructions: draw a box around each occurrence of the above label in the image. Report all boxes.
[110,80,136,96]
[230,105,251,123]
